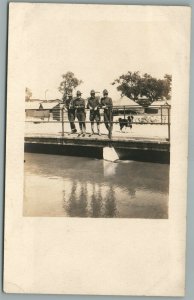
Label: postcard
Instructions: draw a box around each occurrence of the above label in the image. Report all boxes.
[4,3,191,295]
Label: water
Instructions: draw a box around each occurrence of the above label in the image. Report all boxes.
[24,153,169,218]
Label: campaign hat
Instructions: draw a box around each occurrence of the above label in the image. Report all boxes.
[103,89,108,95]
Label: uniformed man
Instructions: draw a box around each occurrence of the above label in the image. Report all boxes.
[87,90,101,136]
[64,92,77,134]
[74,91,86,137]
[101,89,113,136]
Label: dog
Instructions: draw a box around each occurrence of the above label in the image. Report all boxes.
[118,115,134,132]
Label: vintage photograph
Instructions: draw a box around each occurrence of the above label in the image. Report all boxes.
[4,4,190,295]
[23,5,171,218]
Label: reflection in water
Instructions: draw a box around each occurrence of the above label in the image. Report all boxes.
[128,186,136,199]
[63,181,88,217]
[104,186,117,218]
[78,182,88,217]
[103,161,118,177]
[63,182,117,218]
[24,153,169,218]
[90,184,103,218]
[63,181,77,217]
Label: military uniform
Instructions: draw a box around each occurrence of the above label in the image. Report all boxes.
[100,96,113,131]
[87,90,101,136]
[74,97,86,133]
[64,96,77,133]
[87,96,101,123]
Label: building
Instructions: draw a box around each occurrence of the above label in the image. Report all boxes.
[25,99,61,119]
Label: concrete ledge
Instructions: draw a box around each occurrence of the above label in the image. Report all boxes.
[24,136,170,163]
[25,136,170,152]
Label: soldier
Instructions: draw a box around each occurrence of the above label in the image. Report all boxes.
[63,92,77,134]
[74,90,86,137]
[101,89,113,136]
[87,90,101,136]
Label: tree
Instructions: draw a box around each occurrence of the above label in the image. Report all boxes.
[112,71,143,100]
[58,72,83,99]
[112,72,172,107]
[163,74,172,100]
[25,87,32,101]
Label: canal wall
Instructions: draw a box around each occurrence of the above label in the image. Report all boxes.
[24,136,170,164]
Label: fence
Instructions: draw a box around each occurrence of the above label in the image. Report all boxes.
[25,104,171,141]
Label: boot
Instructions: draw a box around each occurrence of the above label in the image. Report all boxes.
[69,128,76,135]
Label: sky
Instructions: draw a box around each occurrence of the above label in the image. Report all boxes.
[23,7,173,102]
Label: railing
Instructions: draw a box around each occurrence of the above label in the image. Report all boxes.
[25,104,171,141]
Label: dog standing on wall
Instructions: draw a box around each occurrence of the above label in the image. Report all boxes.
[118,115,134,132]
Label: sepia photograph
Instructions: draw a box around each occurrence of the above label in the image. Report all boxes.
[4,3,190,295]
[23,6,171,218]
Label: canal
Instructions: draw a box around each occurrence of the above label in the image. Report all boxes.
[24,153,169,218]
